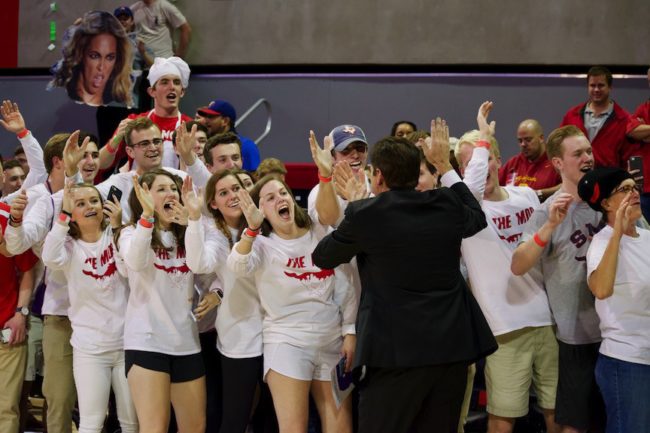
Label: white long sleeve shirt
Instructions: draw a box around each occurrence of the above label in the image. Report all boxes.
[42,224,128,353]
[227,218,357,348]
[68,167,194,224]
[119,223,199,355]
[5,188,70,315]
[1,132,47,204]
[185,218,263,358]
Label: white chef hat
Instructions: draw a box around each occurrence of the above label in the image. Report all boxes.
[147,56,191,88]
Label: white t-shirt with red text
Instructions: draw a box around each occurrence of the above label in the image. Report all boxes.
[119,224,199,355]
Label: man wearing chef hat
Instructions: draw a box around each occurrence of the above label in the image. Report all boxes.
[98,56,193,174]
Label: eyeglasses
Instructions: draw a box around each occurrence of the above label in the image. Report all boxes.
[611,183,641,195]
[339,143,368,156]
[132,138,163,149]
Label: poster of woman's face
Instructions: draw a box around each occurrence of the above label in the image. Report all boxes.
[49,11,133,107]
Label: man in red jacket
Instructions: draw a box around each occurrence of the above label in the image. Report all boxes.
[560,66,640,170]
[628,67,650,221]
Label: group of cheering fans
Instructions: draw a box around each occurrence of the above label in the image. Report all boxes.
[0,56,649,433]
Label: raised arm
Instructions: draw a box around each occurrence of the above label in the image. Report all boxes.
[310,131,341,226]
[462,101,495,201]
[121,175,156,271]
[176,122,211,188]
[5,191,54,255]
[98,118,131,170]
[227,188,263,275]
[511,193,572,275]
[41,183,75,269]
[587,194,634,299]
[0,100,47,188]
[183,176,229,273]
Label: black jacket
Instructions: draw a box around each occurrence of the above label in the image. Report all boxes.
[312,182,497,369]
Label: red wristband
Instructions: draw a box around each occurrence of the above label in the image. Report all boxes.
[244,227,260,238]
[533,232,547,248]
[17,129,29,139]
[475,140,491,150]
[58,213,71,224]
[318,172,333,183]
[139,217,154,228]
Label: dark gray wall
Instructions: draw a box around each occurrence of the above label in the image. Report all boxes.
[18,0,650,67]
[1,73,648,163]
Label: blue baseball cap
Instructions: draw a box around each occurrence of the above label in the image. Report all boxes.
[114,6,133,18]
[329,125,368,152]
[197,100,237,122]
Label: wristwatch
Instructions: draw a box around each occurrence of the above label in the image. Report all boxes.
[16,306,29,316]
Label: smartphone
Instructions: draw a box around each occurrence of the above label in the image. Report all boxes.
[190,285,204,322]
[335,357,353,391]
[628,156,644,186]
[107,185,123,203]
[1,328,11,344]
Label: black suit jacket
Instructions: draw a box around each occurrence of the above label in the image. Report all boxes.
[312,182,497,369]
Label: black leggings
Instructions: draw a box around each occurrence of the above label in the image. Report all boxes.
[219,354,277,433]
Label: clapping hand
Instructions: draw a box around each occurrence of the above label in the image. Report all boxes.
[309,130,334,178]
[422,117,453,175]
[132,175,155,218]
[0,100,26,134]
[333,161,368,202]
[477,101,495,141]
[182,176,203,221]
[63,130,91,177]
[176,122,198,166]
[548,193,573,228]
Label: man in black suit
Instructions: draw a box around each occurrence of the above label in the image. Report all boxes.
[312,118,497,433]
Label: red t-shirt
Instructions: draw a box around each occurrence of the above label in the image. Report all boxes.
[97,110,193,180]
[633,100,650,193]
[498,152,561,190]
[0,203,39,326]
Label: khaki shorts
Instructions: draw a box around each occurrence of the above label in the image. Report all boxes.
[485,325,558,418]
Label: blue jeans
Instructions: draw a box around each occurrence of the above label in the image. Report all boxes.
[595,353,650,433]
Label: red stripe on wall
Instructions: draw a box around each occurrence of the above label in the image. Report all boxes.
[0,0,19,68]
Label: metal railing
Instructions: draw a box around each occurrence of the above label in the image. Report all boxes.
[234,98,272,146]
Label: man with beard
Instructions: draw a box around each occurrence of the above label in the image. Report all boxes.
[512,125,606,433]
[196,99,261,171]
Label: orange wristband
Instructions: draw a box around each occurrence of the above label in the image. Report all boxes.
[139,217,154,228]
[533,232,547,248]
[475,140,491,150]
[318,172,332,183]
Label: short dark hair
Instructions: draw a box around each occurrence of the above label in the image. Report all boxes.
[3,159,23,172]
[204,132,242,166]
[370,137,420,189]
[587,66,613,87]
[13,146,25,157]
[390,121,417,137]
